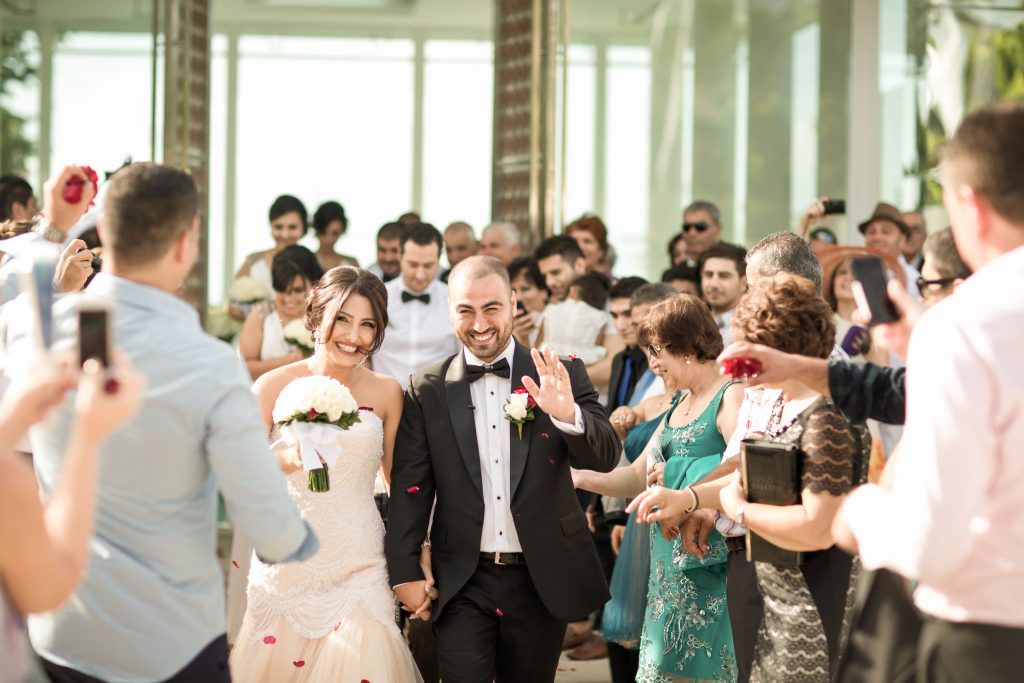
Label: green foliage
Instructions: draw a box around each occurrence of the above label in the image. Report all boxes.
[0,31,37,176]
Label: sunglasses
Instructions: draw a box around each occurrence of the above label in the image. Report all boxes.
[916,276,961,291]
[647,343,672,357]
[682,222,710,233]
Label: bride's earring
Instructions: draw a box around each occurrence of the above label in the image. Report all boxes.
[356,353,370,368]
[312,330,321,345]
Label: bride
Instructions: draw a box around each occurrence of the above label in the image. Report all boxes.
[230,266,422,681]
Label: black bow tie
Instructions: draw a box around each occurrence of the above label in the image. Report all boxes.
[465,357,511,383]
[401,290,430,304]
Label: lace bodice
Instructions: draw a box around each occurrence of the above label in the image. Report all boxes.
[244,410,396,640]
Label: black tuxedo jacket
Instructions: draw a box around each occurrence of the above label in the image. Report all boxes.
[605,345,649,414]
[385,341,621,623]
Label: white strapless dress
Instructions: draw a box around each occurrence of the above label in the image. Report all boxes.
[229,411,421,682]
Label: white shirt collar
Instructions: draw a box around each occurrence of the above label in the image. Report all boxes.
[463,336,516,368]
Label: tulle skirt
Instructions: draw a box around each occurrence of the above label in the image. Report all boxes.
[229,603,422,682]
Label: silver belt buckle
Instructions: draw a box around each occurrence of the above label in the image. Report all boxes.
[494,551,505,566]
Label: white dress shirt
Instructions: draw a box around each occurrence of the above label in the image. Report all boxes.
[464,339,584,553]
[842,245,1024,627]
[374,277,459,388]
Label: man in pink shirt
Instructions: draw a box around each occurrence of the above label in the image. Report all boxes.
[836,100,1024,681]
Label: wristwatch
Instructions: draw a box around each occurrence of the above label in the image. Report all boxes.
[32,218,65,244]
[735,505,746,527]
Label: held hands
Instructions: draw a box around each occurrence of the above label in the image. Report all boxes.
[521,347,576,424]
[394,544,439,622]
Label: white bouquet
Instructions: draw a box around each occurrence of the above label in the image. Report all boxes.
[272,376,361,492]
[228,275,270,304]
[282,319,315,357]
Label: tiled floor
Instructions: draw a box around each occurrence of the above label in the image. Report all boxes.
[555,652,611,682]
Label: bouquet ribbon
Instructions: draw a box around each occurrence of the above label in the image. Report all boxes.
[278,422,346,471]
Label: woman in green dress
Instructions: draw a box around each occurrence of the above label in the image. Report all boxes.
[574,294,743,682]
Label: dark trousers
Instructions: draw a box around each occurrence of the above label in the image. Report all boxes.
[607,642,639,683]
[917,617,1024,683]
[41,634,230,683]
[726,548,763,683]
[433,558,565,682]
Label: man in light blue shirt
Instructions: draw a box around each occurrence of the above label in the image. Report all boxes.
[24,163,318,682]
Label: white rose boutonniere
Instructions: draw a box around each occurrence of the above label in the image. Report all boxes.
[503,387,537,439]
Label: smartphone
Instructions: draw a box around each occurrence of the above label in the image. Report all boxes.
[14,246,58,351]
[840,324,872,356]
[850,257,900,325]
[78,301,112,367]
[515,300,527,316]
[822,198,846,215]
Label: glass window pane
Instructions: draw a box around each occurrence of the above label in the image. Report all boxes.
[234,36,414,270]
[51,33,159,174]
[207,34,229,305]
[422,40,493,232]
[560,44,597,225]
[605,45,650,278]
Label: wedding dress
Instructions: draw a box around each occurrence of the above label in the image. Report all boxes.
[230,410,422,681]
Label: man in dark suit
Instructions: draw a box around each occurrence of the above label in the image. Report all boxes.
[386,255,621,682]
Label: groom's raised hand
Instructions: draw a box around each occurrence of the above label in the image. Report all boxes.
[521,347,576,424]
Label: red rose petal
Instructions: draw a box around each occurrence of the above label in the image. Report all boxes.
[293,660,305,668]
[263,635,276,645]
[495,608,504,616]
[540,432,550,439]
[568,354,577,361]
[231,560,240,569]
[358,406,374,412]
[406,486,421,494]
[513,386,528,395]
[548,458,555,465]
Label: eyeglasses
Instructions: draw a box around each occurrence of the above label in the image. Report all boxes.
[647,343,671,357]
[916,276,961,291]
[682,222,710,233]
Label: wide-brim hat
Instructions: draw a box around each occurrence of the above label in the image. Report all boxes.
[858,202,911,238]
[816,244,907,298]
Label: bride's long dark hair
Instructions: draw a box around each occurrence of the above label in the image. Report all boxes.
[304,266,389,357]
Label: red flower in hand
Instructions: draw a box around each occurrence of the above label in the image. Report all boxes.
[721,357,763,380]
[513,386,537,410]
[307,408,319,421]
[62,165,99,207]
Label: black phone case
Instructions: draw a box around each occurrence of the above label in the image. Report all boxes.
[851,256,900,325]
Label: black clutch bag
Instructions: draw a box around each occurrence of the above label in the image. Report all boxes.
[740,438,804,567]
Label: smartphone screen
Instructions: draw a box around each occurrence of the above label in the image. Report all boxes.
[516,300,526,316]
[850,257,900,325]
[78,309,110,367]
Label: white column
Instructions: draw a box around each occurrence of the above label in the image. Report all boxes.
[846,0,880,244]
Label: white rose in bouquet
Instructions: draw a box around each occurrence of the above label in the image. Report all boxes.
[272,375,362,492]
[228,275,270,304]
[282,319,315,357]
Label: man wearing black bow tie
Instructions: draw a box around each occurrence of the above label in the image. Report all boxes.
[386,255,621,682]
[373,222,459,389]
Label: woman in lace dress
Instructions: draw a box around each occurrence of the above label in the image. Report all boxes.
[230,266,421,681]
[573,295,743,682]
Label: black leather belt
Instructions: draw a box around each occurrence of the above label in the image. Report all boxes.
[481,551,527,565]
[725,536,746,553]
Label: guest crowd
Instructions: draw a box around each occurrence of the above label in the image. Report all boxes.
[0,99,1022,683]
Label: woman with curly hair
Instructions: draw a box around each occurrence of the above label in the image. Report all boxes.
[630,273,870,682]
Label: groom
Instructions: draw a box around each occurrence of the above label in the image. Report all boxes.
[386,255,620,682]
